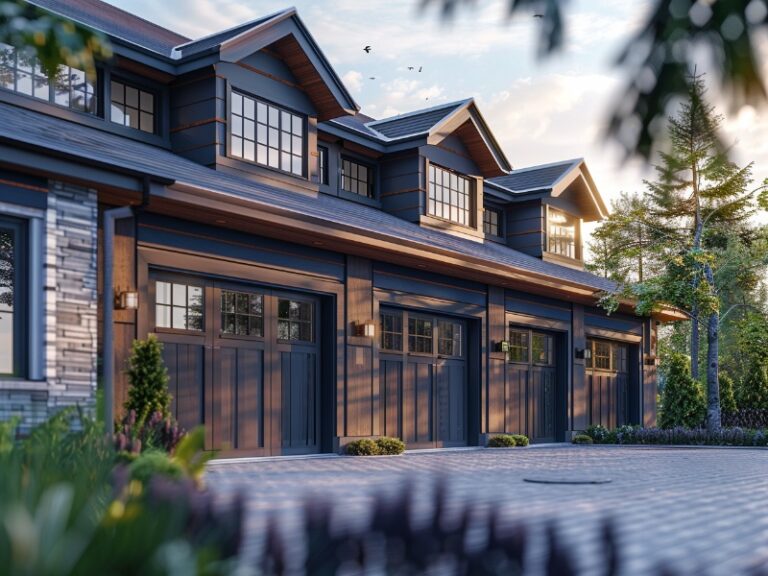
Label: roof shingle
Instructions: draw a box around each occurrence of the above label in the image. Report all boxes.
[366,100,468,139]
[489,160,579,192]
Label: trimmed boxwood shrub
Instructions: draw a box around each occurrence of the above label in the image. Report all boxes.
[346,438,380,456]
[511,434,529,447]
[376,436,405,455]
[584,424,613,444]
[487,434,530,447]
[572,434,594,444]
[659,353,705,429]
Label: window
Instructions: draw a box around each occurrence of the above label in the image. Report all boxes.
[0,43,97,113]
[341,158,373,198]
[0,218,24,376]
[508,329,529,363]
[110,80,154,133]
[591,340,612,370]
[380,311,403,351]
[277,299,313,342]
[408,316,433,354]
[483,208,502,236]
[428,164,472,226]
[532,333,553,365]
[155,281,203,331]
[318,146,329,185]
[547,208,578,259]
[437,320,463,357]
[230,91,304,176]
[221,290,263,337]
[586,339,627,372]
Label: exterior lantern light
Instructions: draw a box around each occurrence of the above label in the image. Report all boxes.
[117,290,139,310]
[355,321,375,338]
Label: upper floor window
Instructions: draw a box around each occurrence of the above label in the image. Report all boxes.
[0,43,97,113]
[110,80,155,133]
[318,146,329,185]
[230,91,304,177]
[0,217,25,377]
[483,208,502,236]
[428,164,472,226]
[341,158,373,198]
[547,207,578,259]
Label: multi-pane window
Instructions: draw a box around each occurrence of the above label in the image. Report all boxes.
[586,339,627,372]
[437,320,463,357]
[155,281,203,331]
[508,329,529,363]
[408,316,433,354]
[230,91,304,176]
[532,333,553,365]
[590,340,612,370]
[548,208,578,259]
[0,43,96,113]
[341,158,373,198]
[221,290,263,337]
[318,146,329,185]
[428,164,472,226]
[277,299,313,342]
[110,80,154,133]
[380,311,403,351]
[0,219,23,376]
[483,208,502,236]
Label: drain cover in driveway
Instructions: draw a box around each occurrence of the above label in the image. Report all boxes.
[523,476,612,485]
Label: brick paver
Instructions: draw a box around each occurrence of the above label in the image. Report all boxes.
[207,445,768,575]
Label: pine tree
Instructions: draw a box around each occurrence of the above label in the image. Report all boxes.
[718,373,737,415]
[736,361,768,411]
[124,335,172,425]
[659,353,706,429]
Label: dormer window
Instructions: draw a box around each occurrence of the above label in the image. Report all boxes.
[230,91,304,177]
[341,158,373,198]
[483,208,502,237]
[110,80,155,133]
[547,207,579,259]
[428,164,472,226]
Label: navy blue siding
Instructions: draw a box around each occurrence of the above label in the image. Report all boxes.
[506,199,543,257]
[505,289,571,322]
[380,152,421,222]
[374,262,486,307]
[585,308,643,335]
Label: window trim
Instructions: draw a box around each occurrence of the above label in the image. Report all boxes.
[427,162,474,228]
[0,216,27,378]
[586,339,627,372]
[227,86,307,179]
[318,145,330,186]
[546,205,581,260]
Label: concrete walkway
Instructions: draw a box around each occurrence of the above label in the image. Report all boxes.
[207,445,768,575]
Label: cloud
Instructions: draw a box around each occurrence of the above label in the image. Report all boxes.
[342,70,364,94]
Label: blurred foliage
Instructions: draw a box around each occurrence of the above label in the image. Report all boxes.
[115,409,185,457]
[421,0,768,160]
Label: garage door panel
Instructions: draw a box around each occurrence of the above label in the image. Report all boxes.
[164,342,205,434]
[381,358,403,439]
[414,361,433,444]
[281,350,317,451]
[505,365,526,435]
[436,363,466,444]
[236,347,264,450]
[586,339,630,429]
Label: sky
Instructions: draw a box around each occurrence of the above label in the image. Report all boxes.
[111,0,768,244]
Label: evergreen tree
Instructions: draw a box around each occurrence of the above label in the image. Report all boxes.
[124,335,172,426]
[659,353,706,429]
[736,361,768,411]
[718,373,737,415]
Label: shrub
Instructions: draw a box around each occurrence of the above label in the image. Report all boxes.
[129,449,184,484]
[736,361,768,410]
[572,434,594,444]
[376,436,405,455]
[124,335,172,426]
[719,373,738,414]
[659,353,706,429]
[114,409,185,456]
[487,434,517,447]
[584,424,611,443]
[346,438,380,455]
[511,434,529,447]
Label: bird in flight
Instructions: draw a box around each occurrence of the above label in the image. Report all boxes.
[533,13,543,18]
[363,45,372,53]
[418,66,422,73]
[407,66,414,71]
[369,76,376,80]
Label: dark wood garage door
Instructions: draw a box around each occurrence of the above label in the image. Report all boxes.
[586,339,629,429]
[505,328,557,443]
[379,309,467,448]
[150,272,320,456]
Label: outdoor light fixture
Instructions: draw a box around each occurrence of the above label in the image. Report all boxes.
[497,341,511,353]
[354,321,375,338]
[584,348,592,360]
[117,290,139,310]
[575,347,592,360]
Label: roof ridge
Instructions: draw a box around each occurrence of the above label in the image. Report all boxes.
[499,158,582,176]
[366,98,473,127]
[172,7,293,51]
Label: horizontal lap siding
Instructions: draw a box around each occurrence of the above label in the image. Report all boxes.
[505,290,571,323]
[584,308,643,335]
[380,153,422,223]
[374,263,486,308]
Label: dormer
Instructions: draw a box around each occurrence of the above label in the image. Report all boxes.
[168,9,358,193]
[319,99,511,241]
[485,159,608,269]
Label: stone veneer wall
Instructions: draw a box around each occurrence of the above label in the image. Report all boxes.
[0,181,98,434]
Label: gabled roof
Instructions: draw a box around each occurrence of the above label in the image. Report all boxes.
[366,100,469,139]
[26,0,190,56]
[489,159,580,193]
[0,102,621,299]
[171,11,283,59]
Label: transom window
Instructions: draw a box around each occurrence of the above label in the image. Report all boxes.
[221,290,263,337]
[0,43,97,113]
[508,329,529,363]
[586,339,627,372]
[437,319,463,357]
[155,281,203,331]
[277,299,313,342]
[381,311,403,351]
[547,207,578,259]
[483,208,502,236]
[341,158,373,198]
[318,146,329,185]
[408,316,433,354]
[110,80,155,133]
[0,218,24,376]
[230,91,304,176]
[428,164,472,226]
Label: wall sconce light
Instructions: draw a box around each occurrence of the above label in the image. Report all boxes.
[645,355,657,366]
[116,290,139,310]
[354,321,375,338]
[575,347,592,360]
[497,340,511,353]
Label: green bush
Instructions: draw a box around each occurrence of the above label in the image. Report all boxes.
[511,434,529,446]
[572,434,594,444]
[375,436,405,455]
[124,335,172,426]
[487,434,516,447]
[129,449,184,484]
[659,353,706,429]
[719,372,738,414]
[737,361,768,410]
[346,438,380,455]
[584,424,612,443]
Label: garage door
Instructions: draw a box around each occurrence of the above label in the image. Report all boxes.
[505,327,557,443]
[149,272,321,456]
[379,309,467,448]
[586,338,629,429]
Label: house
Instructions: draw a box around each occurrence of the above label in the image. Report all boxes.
[0,0,678,454]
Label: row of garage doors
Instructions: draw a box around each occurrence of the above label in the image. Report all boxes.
[151,272,634,456]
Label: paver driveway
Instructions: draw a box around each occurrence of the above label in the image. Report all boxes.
[207,445,768,575]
